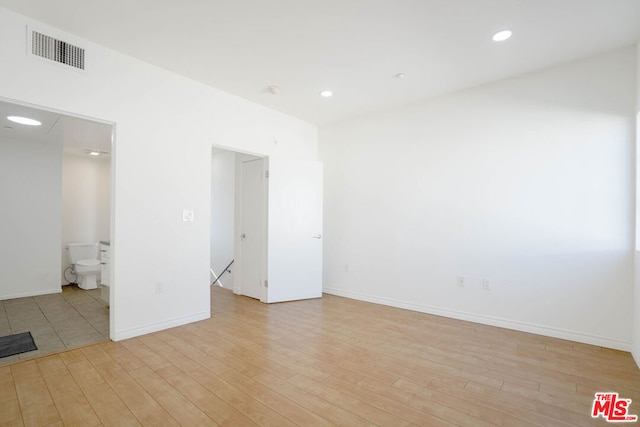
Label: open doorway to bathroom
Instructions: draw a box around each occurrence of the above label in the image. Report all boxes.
[0,98,113,365]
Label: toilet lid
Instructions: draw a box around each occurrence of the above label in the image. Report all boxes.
[77,259,100,266]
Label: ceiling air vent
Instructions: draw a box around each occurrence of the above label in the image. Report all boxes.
[31,30,85,70]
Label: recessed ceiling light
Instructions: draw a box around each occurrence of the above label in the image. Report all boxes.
[266,86,279,95]
[320,90,333,97]
[7,115,42,126]
[492,30,512,42]
[85,149,106,156]
[394,72,406,79]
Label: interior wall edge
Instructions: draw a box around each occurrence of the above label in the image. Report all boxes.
[323,287,632,352]
[634,40,640,369]
[633,344,640,369]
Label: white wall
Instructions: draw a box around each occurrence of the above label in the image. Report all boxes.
[61,152,110,282]
[0,7,317,340]
[321,48,636,350]
[633,40,640,366]
[210,149,235,289]
[0,137,61,299]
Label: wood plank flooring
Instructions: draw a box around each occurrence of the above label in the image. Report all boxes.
[1,286,639,426]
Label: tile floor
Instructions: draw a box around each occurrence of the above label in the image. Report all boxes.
[0,285,109,365]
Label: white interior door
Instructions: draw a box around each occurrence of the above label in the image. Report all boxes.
[267,157,323,303]
[240,158,266,301]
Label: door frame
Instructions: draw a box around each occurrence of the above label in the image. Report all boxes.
[0,95,117,339]
[209,145,266,301]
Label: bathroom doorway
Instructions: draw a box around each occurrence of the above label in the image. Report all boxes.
[0,98,114,364]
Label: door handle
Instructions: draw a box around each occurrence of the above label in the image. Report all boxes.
[241,233,246,241]
[313,234,322,239]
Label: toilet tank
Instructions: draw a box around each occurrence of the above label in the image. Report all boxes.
[67,242,99,263]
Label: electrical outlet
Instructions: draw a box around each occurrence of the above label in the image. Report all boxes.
[155,282,163,294]
[457,276,465,288]
[182,210,194,222]
[482,279,490,290]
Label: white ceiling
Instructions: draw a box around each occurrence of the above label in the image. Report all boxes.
[0,100,112,155]
[0,0,639,126]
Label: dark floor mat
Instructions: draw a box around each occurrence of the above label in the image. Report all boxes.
[0,332,37,358]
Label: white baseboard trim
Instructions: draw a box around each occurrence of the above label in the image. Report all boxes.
[323,287,631,352]
[633,344,640,369]
[0,288,61,301]
[112,310,210,341]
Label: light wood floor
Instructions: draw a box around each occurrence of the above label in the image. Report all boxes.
[1,286,639,426]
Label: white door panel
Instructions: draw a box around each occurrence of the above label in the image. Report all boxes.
[267,157,323,303]
[240,158,266,301]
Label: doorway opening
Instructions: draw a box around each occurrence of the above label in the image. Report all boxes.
[0,97,115,364]
[210,146,324,305]
[210,147,264,301]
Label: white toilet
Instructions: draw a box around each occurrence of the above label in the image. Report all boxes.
[67,242,101,290]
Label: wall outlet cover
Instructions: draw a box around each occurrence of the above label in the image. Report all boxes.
[182,210,194,222]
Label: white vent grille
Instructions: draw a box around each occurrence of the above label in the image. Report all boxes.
[31,31,85,70]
